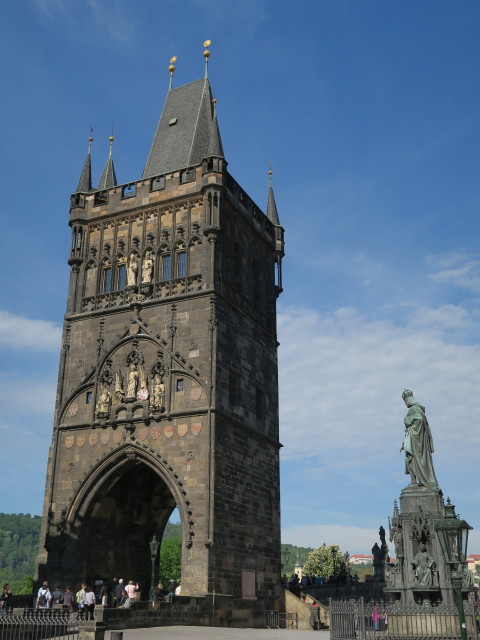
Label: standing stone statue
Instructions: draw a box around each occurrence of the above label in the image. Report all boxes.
[127,252,138,286]
[142,251,154,283]
[401,390,439,490]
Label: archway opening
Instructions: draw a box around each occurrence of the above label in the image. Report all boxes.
[77,459,180,597]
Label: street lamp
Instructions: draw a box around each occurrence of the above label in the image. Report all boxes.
[434,498,472,640]
[148,534,160,602]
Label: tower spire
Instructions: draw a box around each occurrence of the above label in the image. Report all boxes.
[207,98,224,159]
[266,167,280,226]
[97,134,117,190]
[75,128,93,193]
[203,39,211,78]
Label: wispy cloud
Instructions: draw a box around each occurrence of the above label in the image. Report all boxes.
[86,0,135,46]
[278,304,480,463]
[0,310,62,352]
[427,250,480,294]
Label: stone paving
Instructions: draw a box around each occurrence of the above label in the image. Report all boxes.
[112,626,330,640]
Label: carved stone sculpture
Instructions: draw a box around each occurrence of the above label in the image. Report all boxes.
[401,390,439,490]
[112,369,124,404]
[142,251,154,283]
[126,364,139,398]
[96,383,111,415]
[127,252,138,286]
[412,543,435,586]
[151,374,165,408]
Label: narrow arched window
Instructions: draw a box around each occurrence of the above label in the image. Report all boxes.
[176,251,186,278]
[103,267,112,293]
[118,264,126,290]
[162,255,171,281]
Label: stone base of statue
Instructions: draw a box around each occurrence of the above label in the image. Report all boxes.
[385,483,475,606]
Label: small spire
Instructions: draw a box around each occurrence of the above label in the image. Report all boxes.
[97,134,117,190]
[168,56,177,91]
[76,127,93,193]
[266,166,280,226]
[206,98,224,159]
[203,39,211,78]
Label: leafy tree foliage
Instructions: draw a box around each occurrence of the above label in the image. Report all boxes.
[303,543,345,577]
[280,544,314,576]
[158,537,182,586]
[0,513,41,593]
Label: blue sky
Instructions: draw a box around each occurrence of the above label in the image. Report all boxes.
[1,0,480,555]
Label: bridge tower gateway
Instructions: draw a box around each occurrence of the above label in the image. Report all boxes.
[36,47,285,607]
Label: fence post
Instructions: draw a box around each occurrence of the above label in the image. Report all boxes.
[79,620,107,640]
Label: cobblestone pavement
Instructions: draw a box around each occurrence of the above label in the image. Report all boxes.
[112,626,330,639]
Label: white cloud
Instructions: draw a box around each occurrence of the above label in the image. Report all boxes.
[87,0,135,46]
[277,304,480,465]
[0,310,62,352]
[427,250,480,294]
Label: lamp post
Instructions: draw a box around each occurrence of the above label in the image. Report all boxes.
[148,534,160,602]
[434,498,472,640]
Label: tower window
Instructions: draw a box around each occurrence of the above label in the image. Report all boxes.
[94,191,108,206]
[151,175,165,191]
[176,251,186,278]
[103,267,112,293]
[176,378,184,392]
[122,183,136,199]
[162,255,171,281]
[117,264,126,290]
[86,391,93,404]
[180,168,195,184]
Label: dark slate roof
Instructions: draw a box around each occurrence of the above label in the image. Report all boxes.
[267,184,280,226]
[142,78,220,178]
[76,145,92,193]
[97,147,117,190]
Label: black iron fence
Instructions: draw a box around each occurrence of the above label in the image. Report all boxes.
[0,609,79,640]
[330,598,480,640]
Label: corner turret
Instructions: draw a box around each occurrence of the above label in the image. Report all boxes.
[97,136,117,190]
[75,133,93,193]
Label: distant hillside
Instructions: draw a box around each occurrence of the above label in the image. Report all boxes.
[0,513,41,592]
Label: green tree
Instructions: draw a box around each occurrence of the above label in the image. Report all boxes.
[303,543,344,577]
[158,537,182,586]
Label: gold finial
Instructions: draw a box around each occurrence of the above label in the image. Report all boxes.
[169,56,177,90]
[203,39,211,78]
[268,162,273,185]
[89,126,93,144]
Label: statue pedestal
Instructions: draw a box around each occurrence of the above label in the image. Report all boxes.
[386,485,475,606]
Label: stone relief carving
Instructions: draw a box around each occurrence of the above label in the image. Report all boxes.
[412,543,435,586]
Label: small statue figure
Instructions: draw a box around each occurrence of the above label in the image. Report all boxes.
[96,383,111,415]
[142,251,154,283]
[112,370,124,404]
[401,390,439,490]
[127,252,138,286]
[151,374,165,408]
[412,543,435,586]
[462,565,475,587]
[126,364,139,398]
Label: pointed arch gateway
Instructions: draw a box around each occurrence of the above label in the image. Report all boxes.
[63,443,192,595]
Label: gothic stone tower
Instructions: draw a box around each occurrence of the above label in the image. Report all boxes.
[36,59,285,602]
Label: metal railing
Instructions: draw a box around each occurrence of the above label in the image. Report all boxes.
[265,610,299,629]
[330,598,480,640]
[0,609,79,640]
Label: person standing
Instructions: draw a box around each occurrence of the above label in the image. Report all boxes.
[51,585,63,606]
[76,583,87,617]
[36,582,52,610]
[114,579,125,607]
[63,586,75,612]
[0,584,12,615]
[84,586,96,620]
[124,580,137,608]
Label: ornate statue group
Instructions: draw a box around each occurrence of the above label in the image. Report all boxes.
[126,251,154,287]
[95,347,167,418]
